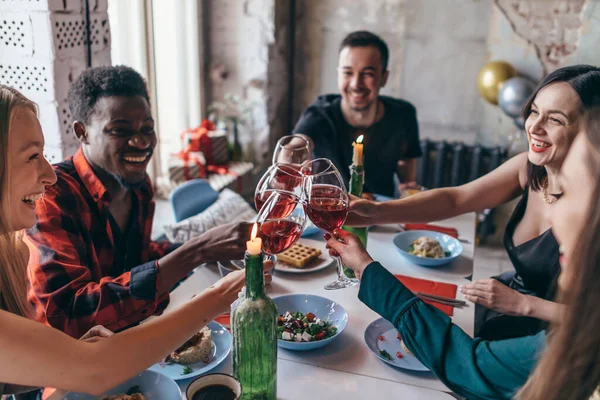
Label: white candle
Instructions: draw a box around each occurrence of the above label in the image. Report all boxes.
[353,135,364,166]
[246,223,262,255]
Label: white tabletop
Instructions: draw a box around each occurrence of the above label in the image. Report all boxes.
[177,356,456,400]
[164,213,476,398]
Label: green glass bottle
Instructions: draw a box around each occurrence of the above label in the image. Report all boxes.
[342,164,368,279]
[231,251,278,399]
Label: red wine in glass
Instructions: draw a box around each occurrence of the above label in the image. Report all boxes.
[254,190,299,219]
[272,164,303,192]
[259,219,304,254]
[306,197,349,232]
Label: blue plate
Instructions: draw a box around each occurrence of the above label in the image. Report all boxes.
[364,318,429,372]
[273,294,348,351]
[64,370,181,399]
[392,230,463,267]
[148,321,231,381]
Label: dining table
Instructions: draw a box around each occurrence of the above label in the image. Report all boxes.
[161,212,477,399]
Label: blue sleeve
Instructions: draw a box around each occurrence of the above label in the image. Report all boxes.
[358,262,544,400]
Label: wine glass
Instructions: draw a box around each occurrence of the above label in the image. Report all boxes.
[272,135,312,167]
[255,164,303,218]
[301,158,356,290]
[257,191,306,255]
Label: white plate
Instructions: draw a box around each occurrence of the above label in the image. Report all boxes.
[364,318,429,372]
[275,238,335,274]
[148,321,231,381]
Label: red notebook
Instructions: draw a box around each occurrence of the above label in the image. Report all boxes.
[394,275,458,316]
[403,223,458,238]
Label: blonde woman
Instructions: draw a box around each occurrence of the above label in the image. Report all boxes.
[0,85,248,396]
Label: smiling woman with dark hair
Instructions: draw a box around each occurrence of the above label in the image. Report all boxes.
[347,64,600,341]
[325,106,600,400]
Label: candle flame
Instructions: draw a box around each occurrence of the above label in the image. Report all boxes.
[356,135,364,144]
[251,223,258,240]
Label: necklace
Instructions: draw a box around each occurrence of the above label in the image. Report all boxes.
[542,178,562,204]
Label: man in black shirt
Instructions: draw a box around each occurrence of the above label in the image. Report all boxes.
[293,31,421,198]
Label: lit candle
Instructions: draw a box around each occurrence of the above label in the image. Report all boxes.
[352,135,364,166]
[246,223,262,255]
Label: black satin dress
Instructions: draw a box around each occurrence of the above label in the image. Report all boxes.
[475,187,561,340]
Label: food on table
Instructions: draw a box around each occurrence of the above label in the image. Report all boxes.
[396,351,404,359]
[277,243,321,268]
[277,311,337,342]
[379,349,392,361]
[401,340,414,356]
[181,366,193,375]
[408,236,451,258]
[165,326,212,365]
[99,386,145,400]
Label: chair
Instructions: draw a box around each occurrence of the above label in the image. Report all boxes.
[170,179,220,222]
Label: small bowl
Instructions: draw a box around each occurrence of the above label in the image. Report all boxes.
[64,370,181,400]
[273,294,348,351]
[218,254,277,277]
[392,230,463,267]
[185,373,241,399]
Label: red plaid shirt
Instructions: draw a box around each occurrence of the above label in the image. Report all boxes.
[25,149,175,338]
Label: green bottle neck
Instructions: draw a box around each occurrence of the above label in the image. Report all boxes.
[244,252,265,299]
[349,164,365,197]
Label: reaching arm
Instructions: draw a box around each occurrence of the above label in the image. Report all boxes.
[347,152,528,226]
[0,270,244,396]
[26,182,251,337]
[359,263,543,400]
[325,231,543,399]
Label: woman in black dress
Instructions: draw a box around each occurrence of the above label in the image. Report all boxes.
[346,64,600,340]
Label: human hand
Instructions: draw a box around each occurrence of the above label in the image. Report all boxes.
[460,279,528,316]
[79,325,114,343]
[324,229,374,280]
[190,222,253,263]
[345,195,377,227]
[209,269,273,307]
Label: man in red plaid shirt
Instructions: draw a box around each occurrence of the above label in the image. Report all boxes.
[24,66,250,338]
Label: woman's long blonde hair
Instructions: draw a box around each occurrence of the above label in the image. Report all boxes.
[0,85,37,317]
[519,108,600,400]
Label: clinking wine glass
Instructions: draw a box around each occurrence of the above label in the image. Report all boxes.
[301,158,356,290]
[255,163,304,218]
[272,134,312,166]
[257,191,306,255]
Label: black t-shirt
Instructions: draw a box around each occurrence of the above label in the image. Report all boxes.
[293,94,421,197]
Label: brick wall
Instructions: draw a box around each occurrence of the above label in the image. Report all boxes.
[0,0,111,162]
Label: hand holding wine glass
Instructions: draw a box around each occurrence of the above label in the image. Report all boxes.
[254,164,303,218]
[257,191,306,255]
[301,158,356,290]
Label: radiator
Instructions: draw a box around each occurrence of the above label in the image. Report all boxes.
[416,139,509,242]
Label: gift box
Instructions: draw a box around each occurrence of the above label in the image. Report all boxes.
[201,131,230,165]
[168,151,207,184]
[181,119,231,166]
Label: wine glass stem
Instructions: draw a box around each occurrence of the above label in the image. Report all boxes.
[335,257,345,280]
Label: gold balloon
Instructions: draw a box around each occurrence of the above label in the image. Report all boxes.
[477,61,517,105]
